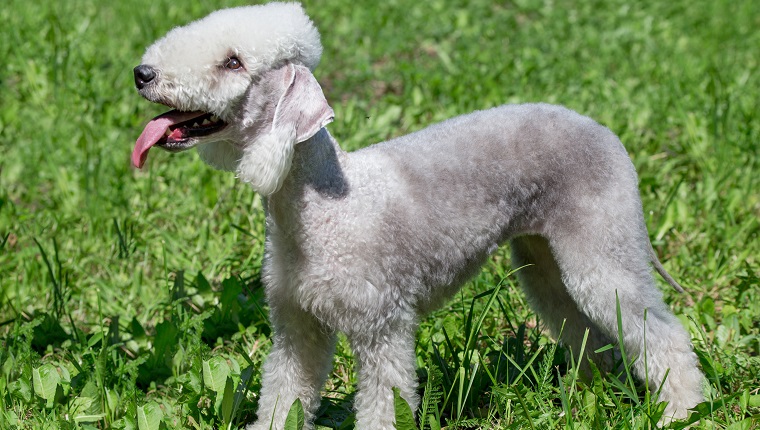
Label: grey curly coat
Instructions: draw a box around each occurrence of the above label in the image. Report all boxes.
[132,3,704,428]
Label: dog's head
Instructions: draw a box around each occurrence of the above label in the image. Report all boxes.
[132,2,333,195]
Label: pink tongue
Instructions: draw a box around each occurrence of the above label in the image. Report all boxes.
[132,110,205,168]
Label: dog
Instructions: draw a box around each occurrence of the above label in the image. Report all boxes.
[132,3,704,428]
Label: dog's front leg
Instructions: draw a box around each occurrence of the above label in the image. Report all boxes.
[247,302,336,430]
[349,321,420,430]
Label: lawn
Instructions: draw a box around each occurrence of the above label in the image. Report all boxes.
[1,0,758,428]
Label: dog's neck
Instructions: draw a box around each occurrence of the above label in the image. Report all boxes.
[289,128,348,197]
[266,128,349,229]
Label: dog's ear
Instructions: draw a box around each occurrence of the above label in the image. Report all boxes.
[272,63,334,142]
[236,64,333,195]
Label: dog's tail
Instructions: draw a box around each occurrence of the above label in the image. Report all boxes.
[649,244,685,293]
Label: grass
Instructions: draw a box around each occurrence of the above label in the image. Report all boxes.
[1,0,758,428]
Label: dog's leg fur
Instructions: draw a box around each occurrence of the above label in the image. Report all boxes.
[511,234,705,419]
[547,219,704,419]
[349,323,420,429]
[511,235,618,372]
[248,301,336,430]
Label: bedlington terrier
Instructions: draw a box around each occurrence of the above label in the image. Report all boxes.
[132,3,704,428]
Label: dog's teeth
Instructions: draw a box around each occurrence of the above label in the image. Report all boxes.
[210,115,219,122]
[202,118,211,126]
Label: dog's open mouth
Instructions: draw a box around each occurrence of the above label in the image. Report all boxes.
[132,110,227,168]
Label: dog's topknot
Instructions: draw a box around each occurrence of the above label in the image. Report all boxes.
[142,2,322,76]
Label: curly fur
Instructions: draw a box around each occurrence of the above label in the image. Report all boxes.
[133,3,705,429]
[138,2,321,121]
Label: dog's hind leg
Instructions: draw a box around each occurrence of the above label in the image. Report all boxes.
[510,235,618,373]
[248,302,337,430]
[547,223,704,420]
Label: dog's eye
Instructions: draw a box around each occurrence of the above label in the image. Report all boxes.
[225,57,243,70]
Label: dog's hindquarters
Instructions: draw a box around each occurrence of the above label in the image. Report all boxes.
[513,186,704,419]
[551,230,703,418]
[510,235,619,372]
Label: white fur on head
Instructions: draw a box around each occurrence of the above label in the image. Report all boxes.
[235,63,334,195]
[140,2,322,118]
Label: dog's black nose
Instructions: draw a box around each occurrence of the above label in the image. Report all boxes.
[133,65,156,89]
